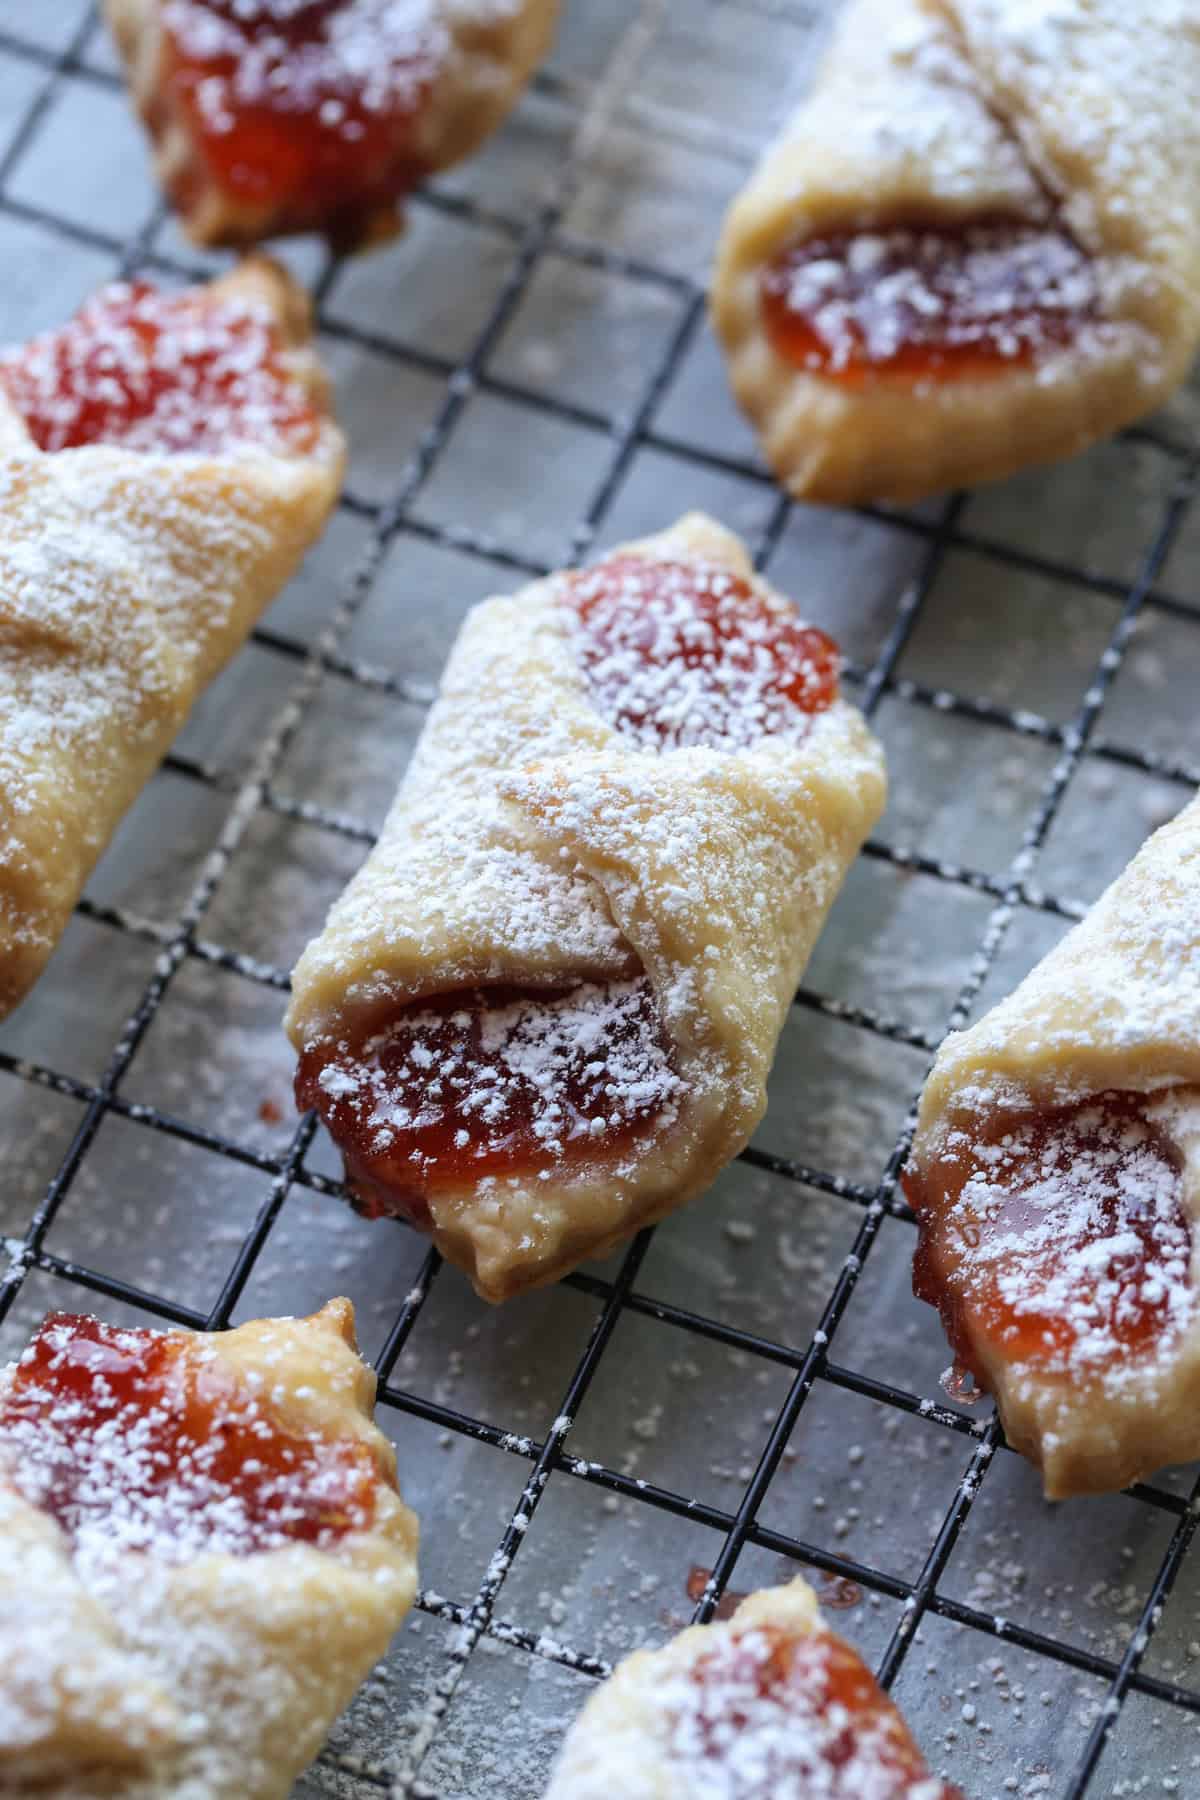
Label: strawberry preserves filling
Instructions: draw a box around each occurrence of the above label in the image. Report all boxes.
[905,1091,1195,1387]
[161,0,442,232]
[760,218,1098,385]
[299,554,842,1213]
[671,1622,959,1797]
[0,1313,377,1560]
[297,978,685,1223]
[0,280,319,456]
[565,553,839,751]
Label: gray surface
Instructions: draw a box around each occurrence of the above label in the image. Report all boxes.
[0,4,1198,1799]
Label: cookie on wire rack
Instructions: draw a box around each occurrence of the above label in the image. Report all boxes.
[0,256,344,1020]
[544,1574,960,1798]
[906,792,1200,1498]
[713,0,1200,505]
[0,1299,418,1798]
[286,511,886,1301]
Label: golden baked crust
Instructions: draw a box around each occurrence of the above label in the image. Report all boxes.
[286,513,886,1301]
[105,0,559,249]
[0,1299,419,1799]
[909,795,1200,1498]
[0,257,344,1021]
[712,0,1200,505]
[544,1575,951,1799]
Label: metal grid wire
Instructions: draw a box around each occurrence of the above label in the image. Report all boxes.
[1,2,1199,1795]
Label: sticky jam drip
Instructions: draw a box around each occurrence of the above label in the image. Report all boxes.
[674,1622,960,1798]
[760,218,1099,385]
[0,280,320,456]
[905,1091,1194,1386]
[564,553,840,751]
[297,977,684,1221]
[161,0,445,237]
[0,1312,376,1561]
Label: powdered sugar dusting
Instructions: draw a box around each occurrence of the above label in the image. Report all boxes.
[658,1625,951,1799]
[297,541,839,1207]
[548,1589,955,1800]
[746,0,1200,401]
[949,0,1200,303]
[911,1091,1195,1384]
[303,976,685,1205]
[0,1313,377,1570]
[771,1,1045,218]
[565,553,839,753]
[0,267,337,1010]
[120,0,548,245]
[163,0,450,144]
[159,0,527,226]
[0,1307,415,1798]
[762,221,1098,374]
[0,281,320,457]
[910,798,1200,1491]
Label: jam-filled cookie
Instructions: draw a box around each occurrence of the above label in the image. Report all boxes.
[713,0,1200,504]
[545,1575,959,1799]
[906,795,1200,1497]
[0,1300,417,1797]
[0,258,344,1019]
[286,513,886,1301]
[106,0,559,249]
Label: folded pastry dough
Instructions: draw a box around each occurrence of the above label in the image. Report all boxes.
[713,0,1200,506]
[286,513,885,1302]
[0,1298,418,1798]
[0,258,344,1021]
[906,795,1200,1498]
[544,1574,957,1799]
[106,0,559,249]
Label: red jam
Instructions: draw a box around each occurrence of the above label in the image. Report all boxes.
[680,1622,960,1797]
[0,1313,377,1559]
[565,554,840,751]
[296,977,683,1221]
[760,219,1098,386]
[905,1091,1194,1385]
[0,280,320,456]
[161,0,443,239]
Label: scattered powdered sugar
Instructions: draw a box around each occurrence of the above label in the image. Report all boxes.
[294,543,836,1181]
[318,976,684,1175]
[947,0,1200,298]
[758,0,1200,400]
[0,454,276,989]
[0,281,318,457]
[775,1,1045,227]
[162,0,451,141]
[564,553,839,753]
[0,1489,181,1775]
[0,1315,372,1573]
[765,223,1098,372]
[922,1093,1195,1379]
[913,801,1200,1410]
[666,1631,948,1798]
[558,1619,952,1800]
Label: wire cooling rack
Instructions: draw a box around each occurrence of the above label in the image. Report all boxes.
[2,3,1200,1795]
